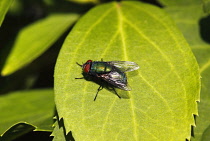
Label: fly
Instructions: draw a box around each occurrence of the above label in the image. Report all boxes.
[76,59,139,101]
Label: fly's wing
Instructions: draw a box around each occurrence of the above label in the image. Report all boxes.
[107,61,139,72]
[100,71,131,91]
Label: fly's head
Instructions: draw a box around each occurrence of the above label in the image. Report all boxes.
[76,60,92,73]
[82,60,92,73]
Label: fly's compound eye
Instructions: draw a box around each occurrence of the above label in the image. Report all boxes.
[83,60,92,73]
[86,60,92,63]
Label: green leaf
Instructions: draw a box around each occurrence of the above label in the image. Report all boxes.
[0,0,14,26]
[203,0,210,13]
[158,0,201,6]
[54,1,200,140]
[165,5,208,46]
[0,123,35,141]
[165,4,210,141]
[202,125,210,141]
[51,121,66,141]
[51,119,75,141]
[67,0,99,4]
[1,13,79,76]
[0,89,54,136]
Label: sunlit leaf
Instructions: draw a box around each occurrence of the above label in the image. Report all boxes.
[1,13,79,76]
[158,0,200,6]
[165,4,210,141]
[67,0,99,4]
[54,1,200,140]
[0,0,14,26]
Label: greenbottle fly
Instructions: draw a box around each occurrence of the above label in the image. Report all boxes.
[76,59,139,101]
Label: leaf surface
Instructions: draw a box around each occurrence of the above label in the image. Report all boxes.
[54,1,200,140]
[1,13,79,76]
[51,121,66,141]
[0,89,54,136]
[0,0,14,26]
[203,0,210,13]
[51,119,75,141]
[67,0,99,4]
[0,123,35,141]
[158,0,200,6]
[165,4,210,141]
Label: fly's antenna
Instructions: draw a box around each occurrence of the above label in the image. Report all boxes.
[76,62,82,67]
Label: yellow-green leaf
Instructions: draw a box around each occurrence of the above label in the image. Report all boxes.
[67,0,99,4]
[54,1,200,140]
[1,13,79,76]
[165,4,210,141]
[51,119,74,141]
[0,0,14,26]
[158,0,201,6]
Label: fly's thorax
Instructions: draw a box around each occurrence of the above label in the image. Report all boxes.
[91,62,112,73]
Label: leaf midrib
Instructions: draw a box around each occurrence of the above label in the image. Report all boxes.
[117,3,138,141]
[62,6,115,95]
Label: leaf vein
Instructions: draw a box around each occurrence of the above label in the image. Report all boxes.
[117,3,138,141]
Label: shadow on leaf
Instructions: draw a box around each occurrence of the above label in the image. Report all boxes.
[57,117,75,141]
[76,72,130,100]
[200,15,210,44]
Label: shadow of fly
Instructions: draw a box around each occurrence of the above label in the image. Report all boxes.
[75,59,139,101]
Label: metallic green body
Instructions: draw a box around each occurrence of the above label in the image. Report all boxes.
[90,62,112,73]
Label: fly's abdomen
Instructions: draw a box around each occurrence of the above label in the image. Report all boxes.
[91,62,112,73]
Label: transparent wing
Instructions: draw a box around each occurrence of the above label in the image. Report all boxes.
[107,61,139,72]
[100,71,131,91]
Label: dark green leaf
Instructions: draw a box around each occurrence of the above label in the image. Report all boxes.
[0,89,54,136]
[203,0,210,13]
[202,125,210,141]
[0,123,35,141]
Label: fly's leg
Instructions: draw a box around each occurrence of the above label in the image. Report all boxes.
[75,77,84,79]
[94,85,103,101]
[112,87,121,99]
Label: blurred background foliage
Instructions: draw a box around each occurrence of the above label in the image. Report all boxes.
[0,0,209,140]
